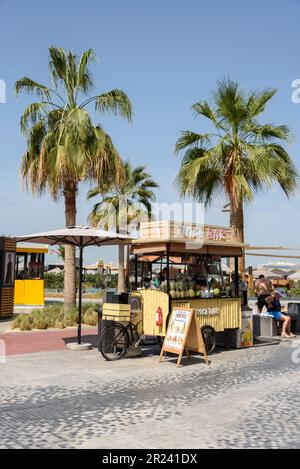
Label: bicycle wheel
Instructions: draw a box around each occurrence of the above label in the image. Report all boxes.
[100,323,129,361]
[201,325,216,355]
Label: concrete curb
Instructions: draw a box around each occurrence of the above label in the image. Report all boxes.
[66,342,92,351]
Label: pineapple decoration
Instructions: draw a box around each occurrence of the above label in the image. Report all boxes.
[182,279,188,298]
[169,281,176,299]
[178,280,185,298]
[174,281,181,298]
[188,281,196,298]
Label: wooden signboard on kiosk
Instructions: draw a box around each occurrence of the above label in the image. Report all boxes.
[159,307,209,367]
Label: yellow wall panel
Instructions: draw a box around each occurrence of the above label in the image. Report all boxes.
[14,280,44,306]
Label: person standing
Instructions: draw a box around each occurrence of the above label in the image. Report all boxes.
[255,275,273,314]
[230,273,248,306]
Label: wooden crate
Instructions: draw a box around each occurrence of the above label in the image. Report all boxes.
[102,303,131,321]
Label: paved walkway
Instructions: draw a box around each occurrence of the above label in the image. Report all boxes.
[0,339,300,449]
[0,327,98,355]
[0,319,13,335]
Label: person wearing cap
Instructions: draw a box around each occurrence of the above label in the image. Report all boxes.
[265,290,295,338]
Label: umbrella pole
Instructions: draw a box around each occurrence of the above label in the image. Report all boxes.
[78,240,83,344]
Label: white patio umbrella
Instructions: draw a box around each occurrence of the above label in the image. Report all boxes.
[221,263,231,274]
[252,268,280,279]
[287,271,300,281]
[47,267,63,274]
[16,226,132,346]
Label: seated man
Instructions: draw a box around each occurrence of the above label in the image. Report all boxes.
[265,291,295,339]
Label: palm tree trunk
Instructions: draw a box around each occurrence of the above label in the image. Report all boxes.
[230,198,245,274]
[117,244,126,293]
[64,187,77,311]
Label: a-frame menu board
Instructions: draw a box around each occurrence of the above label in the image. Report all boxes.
[159,308,209,367]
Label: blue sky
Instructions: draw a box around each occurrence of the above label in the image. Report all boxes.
[1,0,300,266]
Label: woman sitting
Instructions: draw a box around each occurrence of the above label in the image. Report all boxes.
[265,291,295,339]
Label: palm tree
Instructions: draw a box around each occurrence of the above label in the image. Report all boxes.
[54,245,65,262]
[87,161,158,292]
[175,78,298,272]
[16,46,132,310]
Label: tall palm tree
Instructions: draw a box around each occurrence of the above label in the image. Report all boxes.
[87,161,158,292]
[16,46,132,310]
[175,78,298,272]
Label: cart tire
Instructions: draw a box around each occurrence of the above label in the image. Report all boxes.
[156,336,164,349]
[100,323,129,361]
[201,325,216,354]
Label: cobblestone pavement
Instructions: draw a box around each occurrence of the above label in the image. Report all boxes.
[0,340,300,449]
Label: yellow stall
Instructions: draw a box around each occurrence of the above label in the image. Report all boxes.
[14,245,47,307]
[128,222,245,353]
[100,221,251,359]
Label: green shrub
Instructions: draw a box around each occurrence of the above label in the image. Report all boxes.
[83,307,98,326]
[289,287,300,297]
[33,317,48,329]
[83,303,99,313]
[44,272,64,290]
[30,310,47,329]
[13,303,99,331]
[12,314,23,329]
[63,308,78,326]
[54,319,65,329]
[19,315,33,331]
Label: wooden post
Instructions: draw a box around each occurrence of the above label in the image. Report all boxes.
[166,243,170,293]
[134,254,138,289]
[234,256,239,297]
[77,239,83,344]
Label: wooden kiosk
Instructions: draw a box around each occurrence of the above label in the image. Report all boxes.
[129,221,244,353]
[101,221,246,358]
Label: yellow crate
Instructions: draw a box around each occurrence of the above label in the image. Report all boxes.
[102,303,131,321]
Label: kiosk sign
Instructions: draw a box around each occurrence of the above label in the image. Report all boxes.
[160,308,209,367]
[164,309,192,353]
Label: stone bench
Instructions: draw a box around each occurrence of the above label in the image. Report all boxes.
[252,314,278,337]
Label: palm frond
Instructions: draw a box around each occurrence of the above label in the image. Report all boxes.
[76,48,96,93]
[95,89,133,121]
[48,46,67,86]
[246,88,277,117]
[15,77,51,100]
[175,131,212,154]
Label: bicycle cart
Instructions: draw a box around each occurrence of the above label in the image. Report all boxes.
[99,309,143,361]
[100,221,249,360]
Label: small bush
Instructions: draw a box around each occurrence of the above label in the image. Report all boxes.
[12,314,23,329]
[289,287,300,297]
[83,302,99,313]
[30,310,47,329]
[54,319,65,329]
[83,307,98,326]
[19,315,33,331]
[13,303,99,331]
[64,308,78,326]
